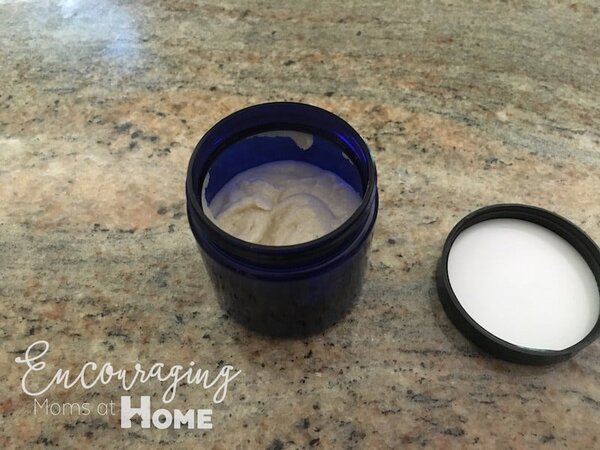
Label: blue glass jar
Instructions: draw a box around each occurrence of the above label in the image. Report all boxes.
[186,102,378,336]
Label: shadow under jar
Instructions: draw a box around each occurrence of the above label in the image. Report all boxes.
[186,102,378,337]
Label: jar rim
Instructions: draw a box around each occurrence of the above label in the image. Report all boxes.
[186,101,378,267]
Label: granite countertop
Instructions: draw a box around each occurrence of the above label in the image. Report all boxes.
[1,0,600,448]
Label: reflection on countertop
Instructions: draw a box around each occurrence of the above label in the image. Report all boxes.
[1,0,600,448]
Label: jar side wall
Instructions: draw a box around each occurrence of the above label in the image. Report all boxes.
[200,230,373,336]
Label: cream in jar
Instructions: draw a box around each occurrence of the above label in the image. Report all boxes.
[204,160,362,246]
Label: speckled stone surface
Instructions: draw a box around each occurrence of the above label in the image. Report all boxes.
[1,0,600,448]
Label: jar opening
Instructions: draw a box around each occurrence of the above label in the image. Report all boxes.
[186,102,377,268]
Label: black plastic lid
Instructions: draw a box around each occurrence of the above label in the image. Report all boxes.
[436,204,600,365]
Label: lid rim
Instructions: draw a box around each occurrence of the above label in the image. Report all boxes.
[437,203,600,365]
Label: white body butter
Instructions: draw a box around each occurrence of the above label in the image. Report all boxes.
[206,161,361,246]
[447,219,600,351]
